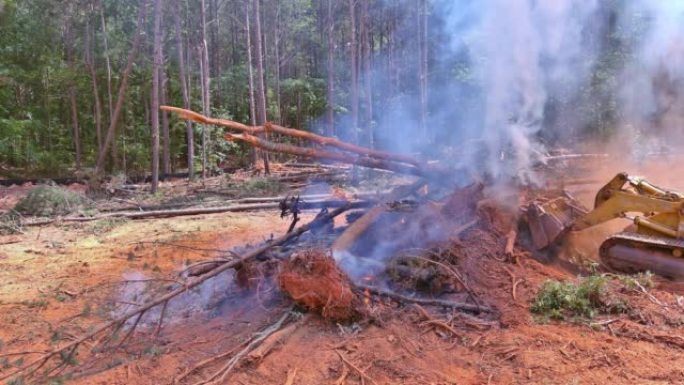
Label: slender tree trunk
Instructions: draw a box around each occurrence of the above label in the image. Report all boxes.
[150,0,163,193]
[99,1,114,123]
[253,0,270,173]
[274,0,282,124]
[418,0,428,139]
[160,23,170,178]
[246,3,256,128]
[200,0,211,178]
[348,0,359,144]
[361,0,372,148]
[64,23,81,169]
[326,0,335,136]
[95,1,148,174]
[85,19,103,154]
[161,68,171,177]
[173,0,194,180]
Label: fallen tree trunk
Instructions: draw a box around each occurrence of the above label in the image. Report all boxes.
[22,200,371,226]
[227,133,433,177]
[161,105,421,166]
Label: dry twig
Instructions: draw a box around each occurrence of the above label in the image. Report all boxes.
[334,350,379,385]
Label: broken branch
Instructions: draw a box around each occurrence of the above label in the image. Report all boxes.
[161,105,422,166]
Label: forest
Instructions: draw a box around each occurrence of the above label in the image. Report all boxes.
[1,0,675,185]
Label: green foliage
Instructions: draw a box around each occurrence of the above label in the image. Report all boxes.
[531,276,608,320]
[6,376,25,385]
[14,185,86,216]
[223,176,284,197]
[618,271,655,290]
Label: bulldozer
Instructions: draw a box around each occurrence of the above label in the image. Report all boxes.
[527,172,684,279]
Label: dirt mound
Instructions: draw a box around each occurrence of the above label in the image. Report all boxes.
[278,249,358,321]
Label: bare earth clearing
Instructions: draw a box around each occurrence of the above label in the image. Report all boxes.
[1,158,683,385]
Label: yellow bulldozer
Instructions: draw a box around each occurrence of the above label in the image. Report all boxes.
[527,172,684,279]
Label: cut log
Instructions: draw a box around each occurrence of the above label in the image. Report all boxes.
[22,200,371,226]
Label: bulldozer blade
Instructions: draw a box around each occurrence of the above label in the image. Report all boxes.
[526,197,588,250]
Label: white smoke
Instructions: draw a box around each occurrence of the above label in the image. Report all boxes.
[441,0,600,182]
[618,1,684,152]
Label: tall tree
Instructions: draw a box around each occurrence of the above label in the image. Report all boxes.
[253,0,270,173]
[418,0,428,139]
[64,16,81,169]
[199,0,211,178]
[326,0,335,136]
[99,0,114,124]
[85,17,103,153]
[348,0,359,144]
[150,0,163,193]
[172,0,194,180]
[95,0,148,174]
[361,0,372,147]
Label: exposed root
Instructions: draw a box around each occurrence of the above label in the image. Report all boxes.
[279,249,358,321]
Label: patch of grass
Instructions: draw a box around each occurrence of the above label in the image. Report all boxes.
[21,299,48,309]
[81,303,92,317]
[143,345,164,357]
[14,185,87,217]
[618,271,655,290]
[91,217,129,233]
[58,350,78,366]
[7,376,24,385]
[0,210,23,235]
[223,176,284,197]
[54,292,68,302]
[531,276,608,320]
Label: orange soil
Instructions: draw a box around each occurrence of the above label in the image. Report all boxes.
[0,171,683,385]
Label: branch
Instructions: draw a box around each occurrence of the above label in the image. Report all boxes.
[161,105,422,166]
[227,133,432,177]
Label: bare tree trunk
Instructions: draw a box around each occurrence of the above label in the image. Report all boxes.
[161,68,171,177]
[160,31,171,177]
[274,0,282,125]
[69,85,81,169]
[85,18,103,154]
[200,0,211,178]
[99,0,113,123]
[418,0,428,139]
[245,1,259,166]
[64,21,81,170]
[348,0,359,144]
[361,0,372,148]
[326,0,335,137]
[95,1,148,174]
[150,0,163,193]
[253,0,270,174]
[172,0,194,180]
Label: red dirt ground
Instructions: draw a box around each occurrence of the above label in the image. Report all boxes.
[0,166,683,385]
